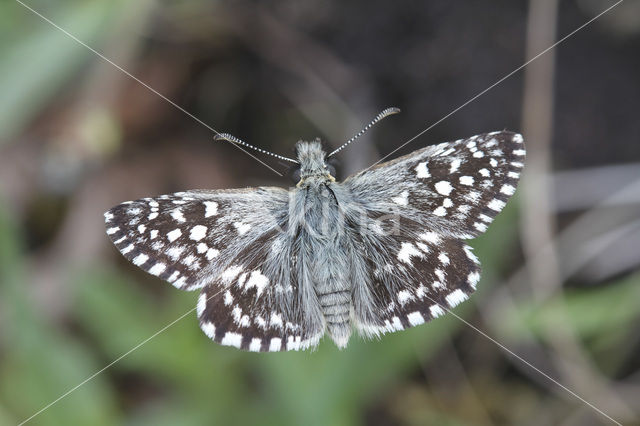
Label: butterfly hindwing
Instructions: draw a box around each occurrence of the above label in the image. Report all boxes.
[354,223,481,337]
[197,231,325,351]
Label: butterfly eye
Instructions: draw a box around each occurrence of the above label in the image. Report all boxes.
[290,167,302,183]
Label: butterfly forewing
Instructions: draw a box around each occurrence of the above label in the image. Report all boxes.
[345,131,525,239]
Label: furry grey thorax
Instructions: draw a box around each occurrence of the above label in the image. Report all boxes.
[291,140,353,347]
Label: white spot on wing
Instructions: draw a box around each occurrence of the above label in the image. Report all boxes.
[479,168,490,177]
[221,332,243,348]
[107,227,119,235]
[224,290,233,306]
[416,242,430,253]
[249,338,262,352]
[465,191,481,203]
[137,224,146,234]
[420,232,441,244]
[246,270,269,296]
[415,162,430,178]
[430,305,445,318]
[392,190,409,206]
[392,317,403,331]
[446,289,468,307]
[171,209,185,223]
[439,147,456,157]
[407,312,424,326]
[449,158,461,173]
[513,149,526,156]
[197,293,207,317]
[434,181,453,196]
[133,253,148,266]
[468,271,481,289]
[479,214,493,223]
[182,254,197,267]
[190,225,207,241]
[397,242,423,264]
[204,201,218,217]
[173,277,187,288]
[269,337,282,351]
[234,222,251,235]
[255,316,266,329]
[500,184,516,195]
[270,312,283,328]
[464,245,479,264]
[487,199,506,212]
[438,253,450,265]
[166,246,185,261]
[433,206,447,217]
[397,290,414,305]
[148,263,166,275]
[150,229,158,239]
[201,321,215,338]
[197,242,208,253]
[459,176,474,186]
[221,265,243,284]
[167,228,182,242]
[206,248,219,260]
[474,222,488,232]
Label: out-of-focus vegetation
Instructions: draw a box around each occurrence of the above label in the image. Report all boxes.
[1,1,639,425]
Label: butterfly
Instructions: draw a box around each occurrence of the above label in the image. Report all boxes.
[104,108,525,352]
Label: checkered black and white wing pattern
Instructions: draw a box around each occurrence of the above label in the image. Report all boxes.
[354,223,482,337]
[343,131,524,336]
[196,231,325,352]
[345,131,525,239]
[105,188,323,351]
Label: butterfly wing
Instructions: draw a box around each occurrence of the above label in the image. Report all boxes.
[105,188,324,351]
[344,131,525,239]
[341,131,524,336]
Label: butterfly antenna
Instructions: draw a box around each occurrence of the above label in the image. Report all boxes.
[214,133,299,164]
[327,107,401,157]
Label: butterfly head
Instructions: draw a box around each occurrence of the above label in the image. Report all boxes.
[292,139,336,186]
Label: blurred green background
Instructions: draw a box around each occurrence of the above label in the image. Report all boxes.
[2,0,640,425]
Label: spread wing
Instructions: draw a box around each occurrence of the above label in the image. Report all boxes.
[341,131,525,336]
[105,188,324,351]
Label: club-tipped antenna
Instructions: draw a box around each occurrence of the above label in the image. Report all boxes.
[327,107,401,157]
[214,133,299,164]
